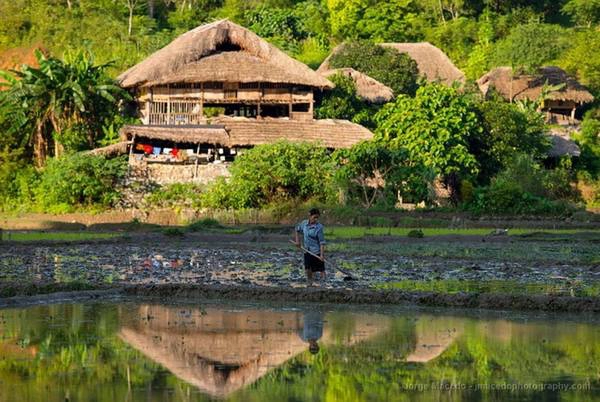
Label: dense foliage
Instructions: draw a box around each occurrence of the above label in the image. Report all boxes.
[34,154,127,213]
[375,84,481,186]
[201,141,335,209]
[0,0,599,214]
[0,51,128,167]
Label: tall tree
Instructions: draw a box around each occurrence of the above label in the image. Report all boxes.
[375,83,481,198]
[0,50,127,167]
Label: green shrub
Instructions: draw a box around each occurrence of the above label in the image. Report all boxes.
[407,229,424,238]
[467,179,575,216]
[34,154,126,212]
[145,183,203,209]
[201,141,336,209]
[162,227,185,237]
[187,218,223,231]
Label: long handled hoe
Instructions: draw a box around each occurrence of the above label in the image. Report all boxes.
[289,240,356,281]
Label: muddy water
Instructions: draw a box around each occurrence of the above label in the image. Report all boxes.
[0,301,598,402]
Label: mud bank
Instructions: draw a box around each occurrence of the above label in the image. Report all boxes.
[2,283,600,313]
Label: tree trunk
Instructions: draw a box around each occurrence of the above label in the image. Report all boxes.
[33,123,47,168]
[147,0,154,18]
[127,1,135,36]
[438,0,446,24]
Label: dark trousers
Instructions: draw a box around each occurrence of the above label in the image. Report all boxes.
[304,252,325,272]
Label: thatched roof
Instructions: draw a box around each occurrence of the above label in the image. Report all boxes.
[320,68,393,104]
[121,125,229,145]
[548,129,581,157]
[118,19,333,89]
[318,42,465,88]
[120,117,373,149]
[85,141,131,157]
[477,66,594,104]
[381,42,465,85]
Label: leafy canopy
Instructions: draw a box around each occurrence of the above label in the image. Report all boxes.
[375,83,481,179]
[474,99,549,182]
[0,50,128,166]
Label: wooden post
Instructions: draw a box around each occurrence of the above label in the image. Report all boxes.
[167,84,171,125]
[126,134,136,177]
[194,143,201,178]
[288,87,293,118]
[200,82,204,121]
[571,107,576,122]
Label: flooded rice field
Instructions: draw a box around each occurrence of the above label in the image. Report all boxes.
[0,299,598,401]
[1,234,599,293]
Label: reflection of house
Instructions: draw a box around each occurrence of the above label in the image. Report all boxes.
[118,305,390,398]
[405,316,462,363]
[92,19,372,184]
[477,66,594,124]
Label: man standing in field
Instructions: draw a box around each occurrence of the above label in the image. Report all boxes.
[295,208,326,282]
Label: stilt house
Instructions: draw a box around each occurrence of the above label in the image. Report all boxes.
[106,19,372,184]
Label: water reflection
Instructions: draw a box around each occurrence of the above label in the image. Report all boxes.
[118,304,390,397]
[0,302,598,401]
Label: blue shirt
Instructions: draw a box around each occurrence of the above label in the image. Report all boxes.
[296,219,326,255]
[299,311,324,342]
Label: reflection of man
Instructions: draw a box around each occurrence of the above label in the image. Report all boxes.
[298,310,324,354]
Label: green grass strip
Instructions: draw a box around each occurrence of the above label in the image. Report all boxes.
[1,231,121,242]
[326,226,600,239]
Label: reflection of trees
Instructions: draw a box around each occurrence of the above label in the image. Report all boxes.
[0,305,599,402]
[0,303,163,402]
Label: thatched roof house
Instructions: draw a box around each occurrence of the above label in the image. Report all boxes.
[477,66,594,123]
[319,68,394,104]
[477,66,594,104]
[548,128,581,158]
[102,19,376,185]
[118,19,332,89]
[381,42,465,86]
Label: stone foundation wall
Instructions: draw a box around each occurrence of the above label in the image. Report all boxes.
[128,158,230,185]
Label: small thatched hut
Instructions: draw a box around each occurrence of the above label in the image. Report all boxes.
[104,19,373,184]
[317,42,465,94]
[319,68,394,104]
[477,66,594,123]
[381,42,466,86]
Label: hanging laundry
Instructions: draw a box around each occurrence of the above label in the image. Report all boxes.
[163,148,172,154]
[143,144,153,154]
[170,148,179,157]
[152,147,161,155]
[135,143,146,151]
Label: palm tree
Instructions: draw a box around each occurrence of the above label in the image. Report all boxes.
[0,50,127,167]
